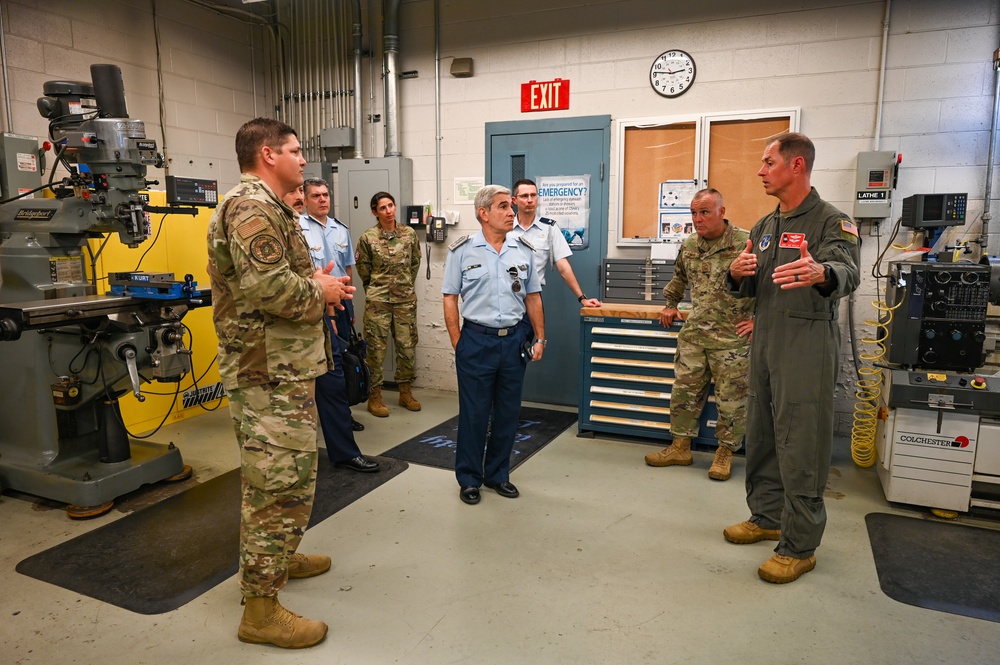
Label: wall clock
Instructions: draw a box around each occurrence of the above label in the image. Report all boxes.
[650,50,696,98]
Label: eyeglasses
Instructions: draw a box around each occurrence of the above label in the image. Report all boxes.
[507,266,522,293]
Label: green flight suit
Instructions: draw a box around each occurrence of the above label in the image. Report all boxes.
[729,188,860,559]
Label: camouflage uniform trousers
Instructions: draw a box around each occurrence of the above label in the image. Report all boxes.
[228,380,319,598]
[363,299,418,387]
[669,337,750,451]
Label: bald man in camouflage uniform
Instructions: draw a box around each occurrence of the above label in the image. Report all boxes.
[208,117,353,648]
[645,188,754,481]
[355,191,422,416]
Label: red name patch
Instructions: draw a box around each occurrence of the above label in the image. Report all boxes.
[779,232,805,248]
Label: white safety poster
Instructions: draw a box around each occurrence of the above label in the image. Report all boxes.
[537,174,591,251]
[659,179,697,240]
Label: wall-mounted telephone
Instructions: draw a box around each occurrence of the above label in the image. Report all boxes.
[427,216,447,243]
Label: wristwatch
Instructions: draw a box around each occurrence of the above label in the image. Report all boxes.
[577,294,587,303]
[533,339,547,346]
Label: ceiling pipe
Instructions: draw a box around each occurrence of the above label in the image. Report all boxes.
[383,0,401,157]
[352,0,364,158]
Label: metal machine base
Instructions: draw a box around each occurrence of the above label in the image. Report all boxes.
[0,439,184,508]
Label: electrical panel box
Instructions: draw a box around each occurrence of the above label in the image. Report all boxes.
[336,156,414,380]
[0,133,42,200]
[854,150,898,219]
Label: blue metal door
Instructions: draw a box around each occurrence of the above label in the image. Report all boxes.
[486,115,610,406]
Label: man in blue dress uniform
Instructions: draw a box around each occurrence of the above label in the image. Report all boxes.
[442,185,546,505]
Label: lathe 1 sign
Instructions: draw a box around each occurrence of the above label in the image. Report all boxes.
[521,79,570,112]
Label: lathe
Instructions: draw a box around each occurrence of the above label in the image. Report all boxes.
[876,259,1000,515]
[0,64,209,516]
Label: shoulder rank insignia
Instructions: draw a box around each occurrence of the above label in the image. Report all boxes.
[538,217,556,226]
[517,236,536,251]
[448,235,470,251]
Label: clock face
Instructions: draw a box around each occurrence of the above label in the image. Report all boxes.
[650,50,696,98]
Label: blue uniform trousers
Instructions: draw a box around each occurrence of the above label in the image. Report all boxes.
[316,313,363,463]
[454,326,529,488]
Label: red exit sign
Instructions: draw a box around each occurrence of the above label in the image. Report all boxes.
[520,78,570,112]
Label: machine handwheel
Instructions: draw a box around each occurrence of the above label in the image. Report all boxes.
[164,464,193,483]
[66,501,115,520]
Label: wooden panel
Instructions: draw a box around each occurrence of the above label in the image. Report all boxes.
[707,117,790,230]
[621,123,696,239]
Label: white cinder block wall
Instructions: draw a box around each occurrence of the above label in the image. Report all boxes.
[394,0,1000,432]
[2,0,998,435]
[0,0,265,192]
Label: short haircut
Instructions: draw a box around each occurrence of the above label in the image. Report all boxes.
[370,191,395,212]
[513,178,537,195]
[235,117,298,172]
[475,184,511,222]
[303,177,329,196]
[691,187,724,207]
[768,131,815,173]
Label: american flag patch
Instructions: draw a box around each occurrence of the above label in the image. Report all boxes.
[237,217,267,239]
[841,219,859,237]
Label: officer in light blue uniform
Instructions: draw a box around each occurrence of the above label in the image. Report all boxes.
[442,184,546,505]
[298,177,377,472]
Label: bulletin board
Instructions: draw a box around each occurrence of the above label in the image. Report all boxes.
[620,122,696,240]
[707,117,791,229]
[617,110,797,244]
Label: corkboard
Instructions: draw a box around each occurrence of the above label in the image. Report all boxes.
[707,117,791,230]
[621,122,696,239]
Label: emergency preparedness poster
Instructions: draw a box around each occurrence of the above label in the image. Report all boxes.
[537,175,591,251]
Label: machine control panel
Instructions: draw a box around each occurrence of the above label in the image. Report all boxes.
[887,369,1000,415]
[885,261,991,372]
[165,175,218,207]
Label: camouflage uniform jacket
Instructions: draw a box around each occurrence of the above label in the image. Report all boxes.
[207,174,331,390]
[355,224,421,303]
[663,220,754,350]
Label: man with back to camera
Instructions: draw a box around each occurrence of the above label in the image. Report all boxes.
[299,176,379,473]
[508,178,601,308]
[725,131,860,584]
[208,117,355,648]
[644,188,753,481]
[442,184,545,505]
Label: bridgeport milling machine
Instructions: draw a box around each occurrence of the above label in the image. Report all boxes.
[0,64,210,517]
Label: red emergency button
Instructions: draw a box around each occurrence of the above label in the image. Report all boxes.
[971,376,987,390]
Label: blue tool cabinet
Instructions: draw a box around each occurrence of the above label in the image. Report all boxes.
[577,304,718,446]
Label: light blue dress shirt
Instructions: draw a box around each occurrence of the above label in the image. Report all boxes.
[299,213,355,277]
[442,230,540,328]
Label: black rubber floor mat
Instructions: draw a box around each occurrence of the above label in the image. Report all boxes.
[866,512,1000,623]
[380,406,578,472]
[15,454,406,615]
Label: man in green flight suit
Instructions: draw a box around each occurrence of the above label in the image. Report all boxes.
[725,132,860,584]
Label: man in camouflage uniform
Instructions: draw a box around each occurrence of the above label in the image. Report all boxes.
[645,189,754,481]
[208,117,354,648]
[355,191,422,417]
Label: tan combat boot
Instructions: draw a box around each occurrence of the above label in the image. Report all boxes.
[367,385,389,418]
[398,382,422,411]
[708,445,733,481]
[237,595,328,648]
[644,437,693,467]
[287,552,332,579]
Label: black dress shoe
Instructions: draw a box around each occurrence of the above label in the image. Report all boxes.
[484,481,519,498]
[333,456,380,473]
[460,486,480,505]
[351,418,365,432]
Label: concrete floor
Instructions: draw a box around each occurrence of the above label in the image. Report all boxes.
[2,387,999,664]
